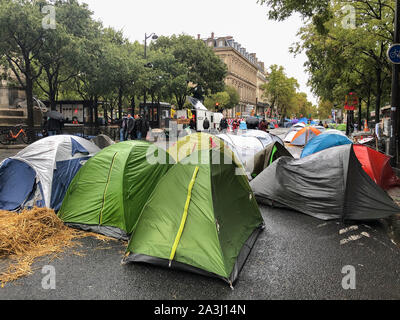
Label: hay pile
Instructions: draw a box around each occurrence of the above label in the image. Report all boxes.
[0,207,112,285]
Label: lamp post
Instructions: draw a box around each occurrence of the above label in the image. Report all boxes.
[143,33,158,118]
[144,32,158,59]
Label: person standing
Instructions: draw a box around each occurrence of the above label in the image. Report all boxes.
[42,116,49,137]
[47,117,62,136]
[239,119,247,132]
[119,114,128,142]
[135,115,143,140]
[126,114,135,141]
[219,117,228,133]
[189,116,196,131]
[141,115,150,140]
[203,117,210,132]
[232,118,239,133]
[258,119,269,132]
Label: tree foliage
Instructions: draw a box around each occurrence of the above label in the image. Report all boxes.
[260,0,396,123]
[0,1,228,128]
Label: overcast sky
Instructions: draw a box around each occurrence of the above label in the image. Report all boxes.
[80,0,317,105]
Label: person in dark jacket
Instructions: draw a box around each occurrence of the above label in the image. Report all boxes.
[126,114,135,140]
[119,114,128,142]
[47,117,63,136]
[258,119,269,132]
[42,116,49,137]
[141,116,150,140]
[219,117,228,132]
[135,115,143,140]
[203,117,210,132]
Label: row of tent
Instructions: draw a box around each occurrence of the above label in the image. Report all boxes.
[1,132,399,285]
[0,134,264,286]
[250,143,400,221]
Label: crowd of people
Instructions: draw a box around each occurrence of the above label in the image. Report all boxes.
[118,113,150,142]
[217,117,271,134]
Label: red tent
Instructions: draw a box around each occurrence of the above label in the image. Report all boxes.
[353,145,400,190]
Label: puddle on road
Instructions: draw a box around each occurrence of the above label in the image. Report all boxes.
[386,215,400,247]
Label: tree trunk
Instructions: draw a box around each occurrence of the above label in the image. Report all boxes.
[89,98,94,127]
[110,107,114,123]
[375,67,382,125]
[358,98,362,129]
[94,96,99,128]
[104,104,108,127]
[25,58,35,139]
[118,86,123,119]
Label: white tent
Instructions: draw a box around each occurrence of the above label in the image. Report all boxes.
[0,135,100,211]
[187,96,208,111]
[321,129,347,136]
[241,130,284,147]
[284,123,306,143]
[217,133,265,168]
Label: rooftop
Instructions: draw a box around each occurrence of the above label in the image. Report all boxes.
[199,33,266,73]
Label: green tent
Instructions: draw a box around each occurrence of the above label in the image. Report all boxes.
[124,134,264,286]
[247,142,293,178]
[58,141,172,240]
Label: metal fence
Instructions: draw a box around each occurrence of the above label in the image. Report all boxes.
[0,125,119,145]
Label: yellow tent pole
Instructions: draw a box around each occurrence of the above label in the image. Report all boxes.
[169,166,199,266]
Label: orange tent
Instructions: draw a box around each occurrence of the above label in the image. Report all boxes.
[291,127,321,146]
[353,145,400,190]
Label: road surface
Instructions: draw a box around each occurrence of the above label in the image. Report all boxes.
[0,129,399,299]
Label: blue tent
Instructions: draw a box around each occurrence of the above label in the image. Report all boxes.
[0,135,100,211]
[301,134,352,158]
[298,118,309,124]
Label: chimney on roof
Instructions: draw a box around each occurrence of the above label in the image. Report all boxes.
[211,32,214,39]
[197,34,201,40]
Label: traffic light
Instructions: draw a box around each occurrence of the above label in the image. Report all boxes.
[215,102,220,111]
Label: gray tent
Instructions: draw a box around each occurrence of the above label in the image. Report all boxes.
[90,134,115,149]
[246,142,293,179]
[250,144,400,221]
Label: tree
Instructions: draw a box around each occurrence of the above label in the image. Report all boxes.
[291,92,316,118]
[152,34,227,109]
[203,85,240,111]
[225,85,240,109]
[258,0,330,21]
[204,92,230,111]
[291,1,394,124]
[0,0,48,131]
[261,65,299,119]
[35,0,93,110]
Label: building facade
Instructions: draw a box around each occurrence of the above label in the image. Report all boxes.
[256,64,270,115]
[201,33,268,117]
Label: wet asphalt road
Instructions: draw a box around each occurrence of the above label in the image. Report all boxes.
[0,129,399,299]
[0,206,399,300]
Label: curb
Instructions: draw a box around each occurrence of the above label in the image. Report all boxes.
[0,145,26,150]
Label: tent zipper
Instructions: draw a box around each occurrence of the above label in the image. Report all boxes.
[169,166,199,267]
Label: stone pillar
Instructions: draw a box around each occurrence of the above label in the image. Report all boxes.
[0,81,9,108]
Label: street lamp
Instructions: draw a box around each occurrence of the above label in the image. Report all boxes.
[144,33,158,59]
[143,33,158,119]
